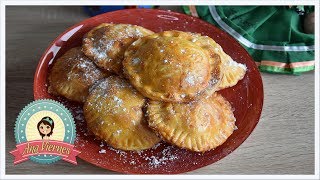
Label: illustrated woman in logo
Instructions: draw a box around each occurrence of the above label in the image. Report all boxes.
[37,116,54,140]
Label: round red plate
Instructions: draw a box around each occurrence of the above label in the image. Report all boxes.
[34,9,263,174]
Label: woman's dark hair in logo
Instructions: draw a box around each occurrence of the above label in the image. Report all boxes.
[37,116,54,139]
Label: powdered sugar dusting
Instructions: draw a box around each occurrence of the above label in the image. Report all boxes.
[113,25,146,38]
[86,77,132,114]
[100,141,105,147]
[90,38,115,60]
[113,96,123,107]
[144,146,178,168]
[131,57,141,65]
[209,76,219,86]
[228,57,247,71]
[88,24,149,61]
[112,129,122,136]
[185,72,195,86]
[99,149,106,154]
[99,142,180,169]
[65,54,105,84]
[134,28,144,37]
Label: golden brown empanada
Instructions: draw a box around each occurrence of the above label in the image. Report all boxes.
[123,30,222,103]
[198,36,247,90]
[147,93,236,152]
[84,76,160,151]
[218,55,247,90]
[82,23,154,74]
[48,47,108,103]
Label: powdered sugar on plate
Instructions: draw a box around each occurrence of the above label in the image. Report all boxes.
[144,146,178,168]
[96,142,181,169]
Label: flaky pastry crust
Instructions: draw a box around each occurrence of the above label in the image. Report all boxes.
[198,36,247,90]
[123,31,222,102]
[82,23,154,74]
[48,47,108,102]
[84,76,160,151]
[147,93,236,152]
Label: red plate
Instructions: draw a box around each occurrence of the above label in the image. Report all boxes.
[34,9,263,174]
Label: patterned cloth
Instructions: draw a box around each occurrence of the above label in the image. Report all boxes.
[183,6,315,75]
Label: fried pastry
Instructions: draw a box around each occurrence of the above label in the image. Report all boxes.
[48,47,108,103]
[218,55,247,90]
[82,23,154,74]
[84,76,161,151]
[198,36,247,90]
[147,93,236,152]
[123,30,222,103]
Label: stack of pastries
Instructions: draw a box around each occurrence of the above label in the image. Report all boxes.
[48,23,247,152]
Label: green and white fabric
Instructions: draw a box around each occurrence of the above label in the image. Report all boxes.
[183,6,315,75]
